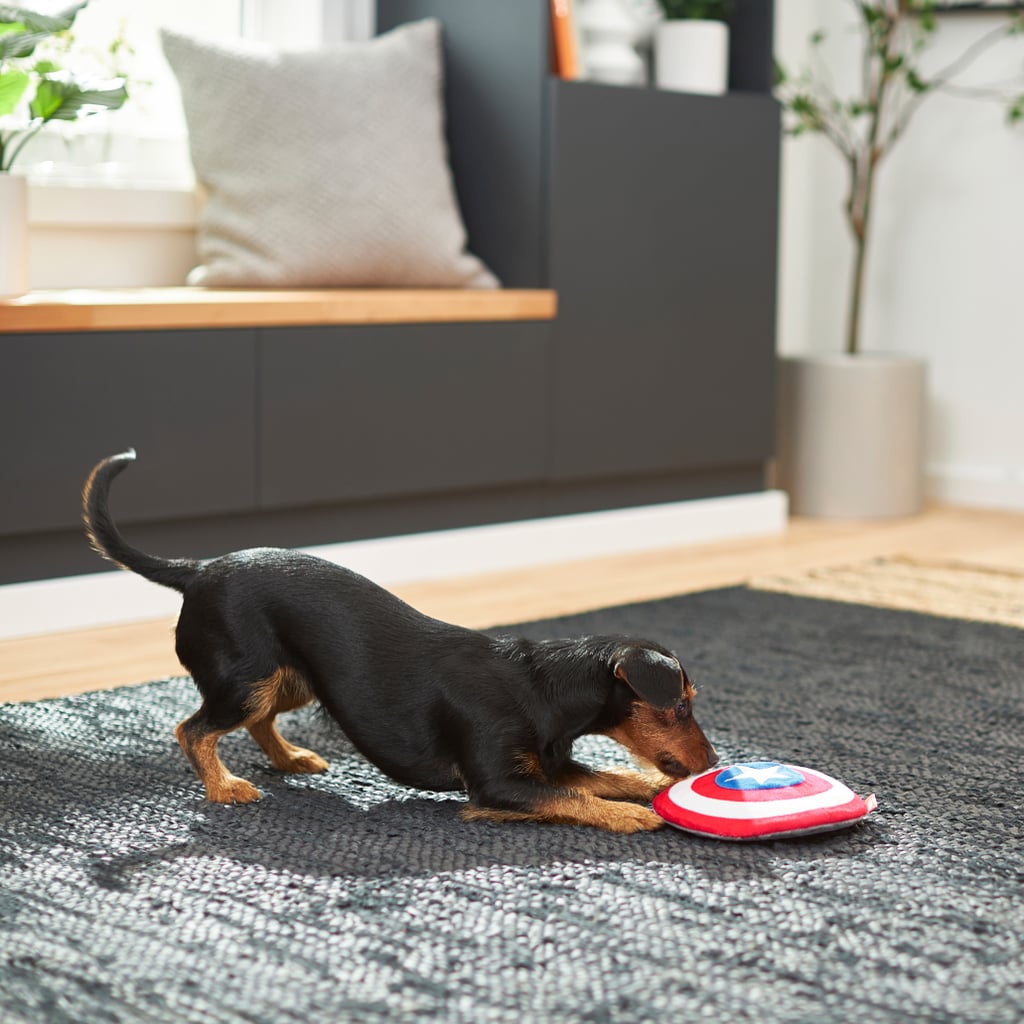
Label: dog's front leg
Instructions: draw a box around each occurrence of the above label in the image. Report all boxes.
[557,762,672,803]
[459,774,664,833]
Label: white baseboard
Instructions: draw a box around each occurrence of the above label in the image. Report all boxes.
[928,463,1024,512]
[0,490,788,641]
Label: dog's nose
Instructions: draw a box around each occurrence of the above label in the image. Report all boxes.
[704,742,719,770]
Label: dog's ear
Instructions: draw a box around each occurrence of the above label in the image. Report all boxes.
[612,647,683,708]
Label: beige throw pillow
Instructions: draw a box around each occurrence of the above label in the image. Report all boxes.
[161,21,498,288]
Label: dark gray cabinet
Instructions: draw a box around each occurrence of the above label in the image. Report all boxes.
[0,330,257,537]
[546,82,779,480]
[259,322,549,508]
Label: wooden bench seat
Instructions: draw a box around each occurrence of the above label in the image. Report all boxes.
[0,287,558,334]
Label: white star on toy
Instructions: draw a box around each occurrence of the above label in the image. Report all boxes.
[728,764,793,786]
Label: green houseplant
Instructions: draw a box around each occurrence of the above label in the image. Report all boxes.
[654,0,733,95]
[772,1,1024,518]
[656,0,731,19]
[776,0,1023,357]
[0,1,127,297]
[0,2,128,172]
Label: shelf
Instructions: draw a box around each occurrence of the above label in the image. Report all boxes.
[0,287,558,334]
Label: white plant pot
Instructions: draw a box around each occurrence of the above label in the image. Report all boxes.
[0,173,30,298]
[775,354,927,519]
[654,19,729,96]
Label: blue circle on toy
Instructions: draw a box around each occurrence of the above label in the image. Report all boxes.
[715,761,806,790]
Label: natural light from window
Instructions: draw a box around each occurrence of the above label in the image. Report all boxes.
[20,0,329,188]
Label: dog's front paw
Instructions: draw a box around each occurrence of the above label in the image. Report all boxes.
[603,802,665,834]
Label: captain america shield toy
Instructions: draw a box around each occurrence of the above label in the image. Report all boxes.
[652,761,877,841]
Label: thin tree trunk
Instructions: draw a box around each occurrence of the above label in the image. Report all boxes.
[846,160,875,357]
[846,12,895,357]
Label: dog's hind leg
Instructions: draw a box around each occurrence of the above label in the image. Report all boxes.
[175,703,262,804]
[244,666,328,775]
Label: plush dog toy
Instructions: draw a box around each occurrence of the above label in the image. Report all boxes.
[653,760,877,840]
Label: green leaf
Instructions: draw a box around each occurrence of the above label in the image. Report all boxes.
[28,71,127,123]
[0,3,88,34]
[1009,95,1024,124]
[26,73,61,118]
[905,68,929,94]
[0,2,87,59]
[0,64,28,115]
[0,24,39,60]
[656,0,733,21]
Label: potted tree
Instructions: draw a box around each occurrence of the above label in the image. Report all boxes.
[654,0,732,95]
[0,1,127,298]
[774,1,1023,518]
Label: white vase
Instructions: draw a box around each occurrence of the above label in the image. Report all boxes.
[775,354,928,519]
[654,19,729,96]
[0,173,30,298]
[578,0,646,86]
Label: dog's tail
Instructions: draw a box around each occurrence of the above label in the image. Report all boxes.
[82,450,200,592]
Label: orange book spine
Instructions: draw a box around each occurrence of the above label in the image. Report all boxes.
[551,0,581,80]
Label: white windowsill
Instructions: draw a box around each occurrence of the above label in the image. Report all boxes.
[28,180,199,229]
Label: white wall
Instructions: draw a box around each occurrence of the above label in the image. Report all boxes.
[775,1,1024,510]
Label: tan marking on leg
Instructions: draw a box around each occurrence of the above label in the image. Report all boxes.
[461,792,664,833]
[175,717,261,804]
[244,666,313,722]
[243,666,327,774]
[560,766,669,802]
[247,717,329,774]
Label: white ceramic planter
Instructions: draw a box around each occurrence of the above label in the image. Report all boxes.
[0,173,30,298]
[654,19,729,96]
[776,354,927,519]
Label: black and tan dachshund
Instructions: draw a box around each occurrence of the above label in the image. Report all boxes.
[83,451,717,832]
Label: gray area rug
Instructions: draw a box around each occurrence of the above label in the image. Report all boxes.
[1,586,1022,1023]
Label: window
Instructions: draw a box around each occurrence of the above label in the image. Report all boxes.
[21,0,368,188]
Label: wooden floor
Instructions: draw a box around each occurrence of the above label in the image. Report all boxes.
[1,503,1022,704]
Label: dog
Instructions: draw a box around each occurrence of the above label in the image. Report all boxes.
[82,450,717,832]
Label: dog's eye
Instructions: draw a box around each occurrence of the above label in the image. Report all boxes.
[675,698,692,721]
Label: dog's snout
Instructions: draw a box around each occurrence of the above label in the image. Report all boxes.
[658,739,717,779]
[658,755,688,777]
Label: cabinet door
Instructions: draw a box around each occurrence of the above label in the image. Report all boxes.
[547,81,780,481]
[259,322,549,508]
[0,330,258,536]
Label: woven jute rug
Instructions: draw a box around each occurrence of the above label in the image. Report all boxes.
[752,556,1024,629]
[1,587,1022,1023]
